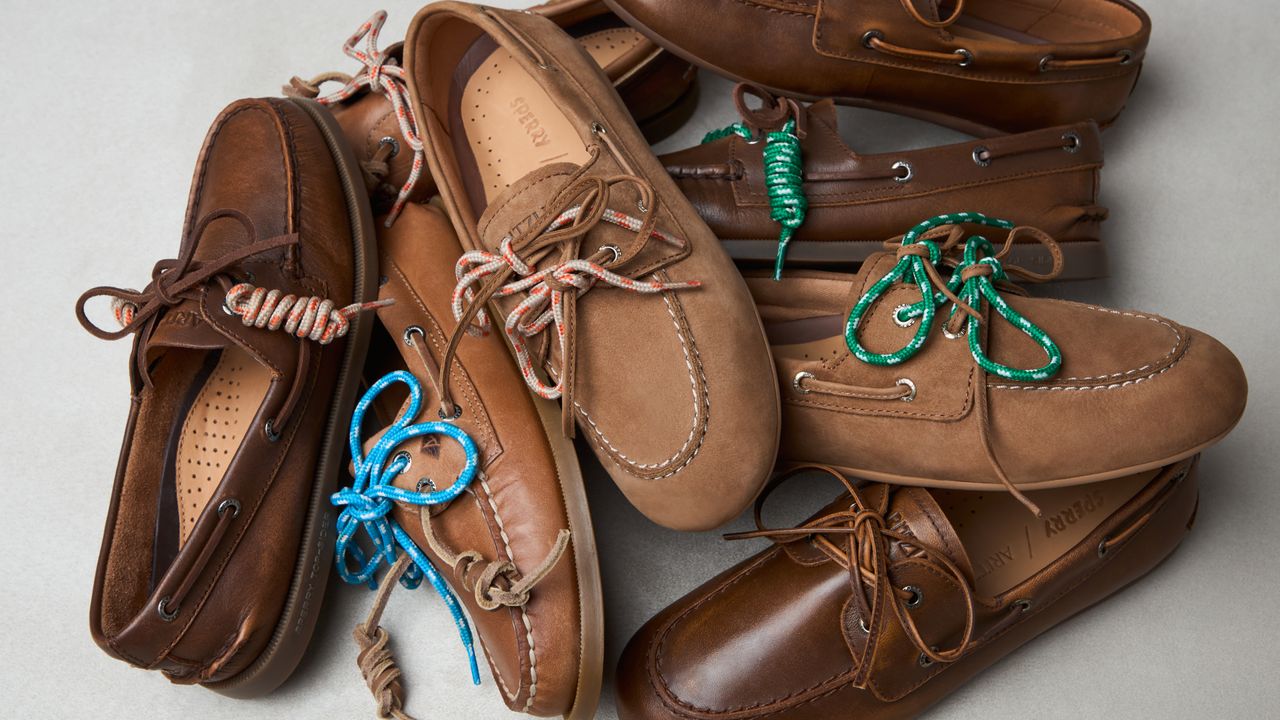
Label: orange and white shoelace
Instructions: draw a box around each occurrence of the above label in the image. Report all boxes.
[450,207,699,399]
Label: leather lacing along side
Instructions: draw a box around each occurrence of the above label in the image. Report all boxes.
[860,0,1135,71]
[796,212,1066,516]
[331,371,569,719]
[692,84,1086,278]
[285,11,424,226]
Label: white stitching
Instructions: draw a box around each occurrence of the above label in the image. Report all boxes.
[572,291,709,479]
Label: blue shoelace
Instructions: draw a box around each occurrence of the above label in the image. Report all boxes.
[331,370,483,685]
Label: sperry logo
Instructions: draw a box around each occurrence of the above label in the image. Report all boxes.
[161,310,202,328]
[1044,489,1105,538]
[511,97,552,148]
[973,545,1014,582]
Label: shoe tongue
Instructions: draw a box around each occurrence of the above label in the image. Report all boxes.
[475,162,584,254]
[884,486,973,580]
[144,296,230,361]
[905,0,943,23]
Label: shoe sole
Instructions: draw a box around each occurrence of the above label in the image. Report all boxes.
[205,97,379,698]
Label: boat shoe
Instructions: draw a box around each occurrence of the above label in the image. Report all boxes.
[617,459,1201,720]
[74,97,379,696]
[330,202,603,719]
[402,1,780,531]
[285,2,696,225]
[662,83,1107,280]
[604,0,1151,135]
[746,212,1245,513]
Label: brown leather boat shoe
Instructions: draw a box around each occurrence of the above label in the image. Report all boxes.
[747,213,1245,513]
[605,0,1151,135]
[75,97,379,696]
[402,2,781,531]
[662,84,1107,280]
[617,459,1201,720]
[331,202,603,719]
[286,3,696,224]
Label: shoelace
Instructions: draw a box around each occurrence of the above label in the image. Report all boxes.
[331,370,483,686]
[286,11,424,226]
[223,283,392,345]
[846,211,1062,382]
[726,465,980,688]
[452,204,698,400]
[438,156,703,437]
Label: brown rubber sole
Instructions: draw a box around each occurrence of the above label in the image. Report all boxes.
[205,97,379,698]
[724,237,1107,282]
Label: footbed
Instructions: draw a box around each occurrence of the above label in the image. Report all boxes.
[934,469,1155,596]
[173,346,273,545]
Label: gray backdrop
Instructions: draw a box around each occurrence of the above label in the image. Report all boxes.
[2,0,1275,717]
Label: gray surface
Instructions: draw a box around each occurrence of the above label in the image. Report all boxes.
[1,0,1276,716]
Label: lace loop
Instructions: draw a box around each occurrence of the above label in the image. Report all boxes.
[331,370,483,685]
[288,11,424,226]
[845,212,1063,382]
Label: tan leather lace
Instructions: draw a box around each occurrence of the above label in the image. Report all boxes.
[863,0,1134,71]
[726,465,977,687]
[795,223,1064,515]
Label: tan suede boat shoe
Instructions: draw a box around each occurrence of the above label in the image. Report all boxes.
[617,459,1201,720]
[285,3,695,224]
[747,213,1245,513]
[605,0,1151,135]
[75,97,379,696]
[402,1,781,531]
[331,203,602,719]
[662,84,1107,280]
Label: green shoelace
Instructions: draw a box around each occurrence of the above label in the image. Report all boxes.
[702,120,806,280]
[844,212,1063,382]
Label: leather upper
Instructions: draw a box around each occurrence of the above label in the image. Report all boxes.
[605,0,1152,134]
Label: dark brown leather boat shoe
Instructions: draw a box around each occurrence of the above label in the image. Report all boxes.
[402,2,781,531]
[617,459,1201,720]
[332,202,604,719]
[75,97,379,696]
[663,84,1107,280]
[605,0,1151,135]
[286,4,696,223]
[746,213,1245,514]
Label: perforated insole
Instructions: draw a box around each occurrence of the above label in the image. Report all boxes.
[935,470,1156,596]
[173,346,273,545]
[456,40,594,212]
[576,28,648,69]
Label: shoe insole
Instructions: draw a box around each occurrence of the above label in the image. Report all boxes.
[450,35,600,218]
[173,345,273,546]
[934,469,1156,597]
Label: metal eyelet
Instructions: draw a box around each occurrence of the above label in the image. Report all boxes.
[438,403,463,420]
[378,136,400,159]
[264,419,282,443]
[598,245,621,265]
[954,48,973,67]
[972,146,992,167]
[892,304,916,328]
[417,477,438,492]
[1117,49,1135,65]
[1039,54,1055,72]
[221,297,236,316]
[393,451,412,472]
[1062,131,1082,153]
[378,275,389,287]
[942,323,967,340]
[918,649,937,668]
[903,585,924,608]
[217,498,241,518]
[157,596,179,622]
[1012,598,1034,613]
[896,378,917,402]
[590,121,606,136]
[403,325,425,347]
[891,160,913,183]
[793,371,815,394]
[858,616,870,634]
[1097,539,1110,558]
[861,30,884,49]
